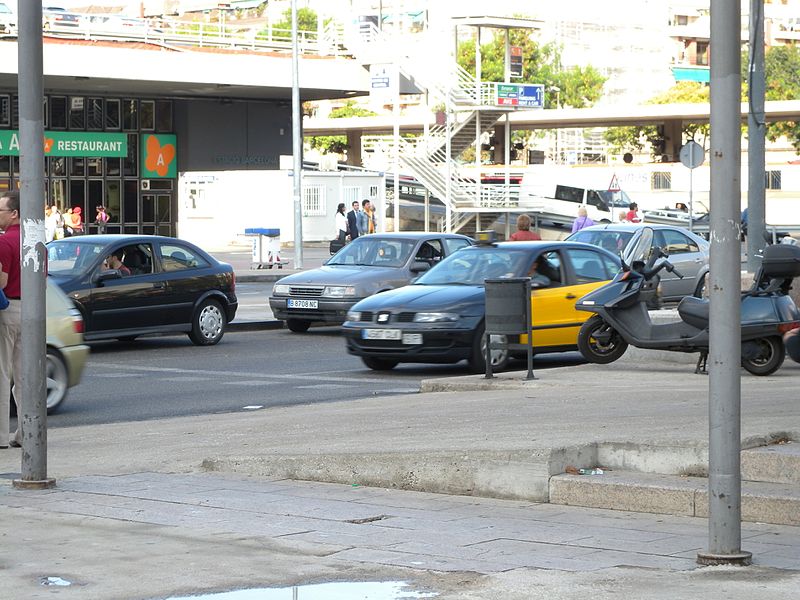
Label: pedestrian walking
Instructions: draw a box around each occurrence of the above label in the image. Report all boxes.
[335,202,348,243]
[95,205,110,234]
[509,214,542,241]
[363,199,377,234]
[346,201,361,241]
[0,191,22,448]
[571,206,595,233]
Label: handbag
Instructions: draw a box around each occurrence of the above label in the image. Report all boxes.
[329,239,345,255]
[0,288,9,310]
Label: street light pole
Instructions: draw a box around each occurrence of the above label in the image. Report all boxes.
[291,0,303,269]
[15,0,53,490]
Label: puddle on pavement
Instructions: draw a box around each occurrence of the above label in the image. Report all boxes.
[163,581,437,599]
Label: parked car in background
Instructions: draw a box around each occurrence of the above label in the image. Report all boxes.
[566,223,711,301]
[45,278,89,413]
[47,235,237,345]
[342,236,621,372]
[0,2,16,37]
[42,6,82,30]
[269,232,473,332]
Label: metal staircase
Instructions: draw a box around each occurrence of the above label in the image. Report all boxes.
[336,22,518,232]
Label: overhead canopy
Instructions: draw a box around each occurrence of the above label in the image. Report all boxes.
[450,16,543,30]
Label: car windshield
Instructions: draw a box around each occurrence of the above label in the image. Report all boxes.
[568,229,634,255]
[416,246,530,286]
[327,237,415,267]
[47,240,106,275]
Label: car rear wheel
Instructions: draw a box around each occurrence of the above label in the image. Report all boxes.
[362,356,398,371]
[286,319,311,333]
[189,299,226,346]
[468,324,510,373]
[46,348,69,414]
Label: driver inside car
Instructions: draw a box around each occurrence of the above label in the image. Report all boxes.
[528,256,551,288]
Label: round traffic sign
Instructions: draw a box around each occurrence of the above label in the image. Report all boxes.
[679,141,704,169]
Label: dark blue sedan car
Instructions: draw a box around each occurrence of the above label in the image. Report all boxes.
[47,235,237,345]
[342,238,621,372]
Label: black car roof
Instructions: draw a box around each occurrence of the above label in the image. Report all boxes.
[358,232,471,240]
[51,234,184,244]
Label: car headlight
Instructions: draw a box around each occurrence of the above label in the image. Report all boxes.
[346,310,361,321]
[324,285,356,298]
[413,312,460,323]
[273,284,290,295]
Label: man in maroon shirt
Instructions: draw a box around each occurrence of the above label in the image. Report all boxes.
[0,190,22,448]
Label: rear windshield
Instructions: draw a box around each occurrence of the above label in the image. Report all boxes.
[569,230,633,255]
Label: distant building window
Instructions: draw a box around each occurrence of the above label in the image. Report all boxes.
[0,94,10,127]
[696,41,709,66]
[651,172,672,190]
[369,185,379,198]
[303,185,325,216]
[765,170,782,190]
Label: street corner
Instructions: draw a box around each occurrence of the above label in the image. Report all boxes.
[419,370,544,392]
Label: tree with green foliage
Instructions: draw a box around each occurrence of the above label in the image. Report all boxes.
[456,29,605,109]
[762,45,800,152]
[261,6,321,39]
[307,101,377,155]
[604,81,710,157]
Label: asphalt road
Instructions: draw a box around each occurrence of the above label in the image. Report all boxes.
[43,327,585,429]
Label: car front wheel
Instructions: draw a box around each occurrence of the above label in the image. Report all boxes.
[46,348,69,414]
[468,324,510,373]
[286,319,311,333]
[189,299,226,346]
[362,356,398,370]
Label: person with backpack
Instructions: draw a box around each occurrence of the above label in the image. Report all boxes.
[95,205,110,234]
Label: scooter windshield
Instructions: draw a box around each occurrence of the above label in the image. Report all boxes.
[622,227,654,267]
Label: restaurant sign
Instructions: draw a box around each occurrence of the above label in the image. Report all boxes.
[0,131,128,157]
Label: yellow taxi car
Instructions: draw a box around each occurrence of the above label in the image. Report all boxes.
[343,234,621,372]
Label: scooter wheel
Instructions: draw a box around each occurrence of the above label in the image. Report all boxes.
[741,336,785,376]
[578,316,628,364]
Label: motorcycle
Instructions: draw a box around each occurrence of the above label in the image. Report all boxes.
[575,227,800,376]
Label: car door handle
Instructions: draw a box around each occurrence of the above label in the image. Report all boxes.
[153,282,165,289]
[565,293,577,299]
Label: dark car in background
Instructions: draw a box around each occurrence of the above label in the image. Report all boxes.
[566,223,711,300]
[47,235,237,345]
[269,232,473,332]
[342,238,620,372]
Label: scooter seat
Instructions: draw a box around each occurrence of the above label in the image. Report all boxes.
[678,296,709,329]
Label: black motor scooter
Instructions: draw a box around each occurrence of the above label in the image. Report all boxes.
[575,227,800,376]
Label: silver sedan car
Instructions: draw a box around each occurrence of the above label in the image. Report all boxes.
[566,223,711,301]
[269,232,473,332]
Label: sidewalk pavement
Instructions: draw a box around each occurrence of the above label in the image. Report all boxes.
[1,360,799,599]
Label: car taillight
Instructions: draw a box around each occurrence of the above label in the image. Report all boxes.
[72,317,84,334]
[778,321,800,334]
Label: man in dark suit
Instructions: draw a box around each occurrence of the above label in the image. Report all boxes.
[346,201,360,240]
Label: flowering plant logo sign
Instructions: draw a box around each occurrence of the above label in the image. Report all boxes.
[144,134,176,178]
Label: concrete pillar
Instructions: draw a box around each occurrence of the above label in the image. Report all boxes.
[346,130,363,167]
[492,123,506,164]
[663,118,683,162]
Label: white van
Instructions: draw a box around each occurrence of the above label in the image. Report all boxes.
[521,182,634,225]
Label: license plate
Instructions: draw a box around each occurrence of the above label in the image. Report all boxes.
[402,333,423,345]
[362,328,402,340]
[287,299,318,309]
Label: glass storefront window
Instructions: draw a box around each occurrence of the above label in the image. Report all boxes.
[87,98,104,130]
[88,180,103,222]
[0,156,9,176]
[69,179,85,213]
[0,94,9,127]
[70,157,85,177]
[155,100,172,132]
[123,180,138,223]
[69,97,86,129]
[87,157,103,177]
[49,156,66,177]
[106,99,120,130]
[105,157,121,176]
[123,134,138,177]
[123,99,138,130]
[140,100,155,131]
[106,180,121,222]
[49,96,67,129]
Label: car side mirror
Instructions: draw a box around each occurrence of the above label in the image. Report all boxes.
[410,261,431,273]
[95,269,122,284]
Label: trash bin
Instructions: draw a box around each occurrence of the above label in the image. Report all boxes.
[244,228,284,269]
[484,277,535,380]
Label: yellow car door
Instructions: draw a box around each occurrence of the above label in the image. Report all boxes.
[522,248,617,349]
